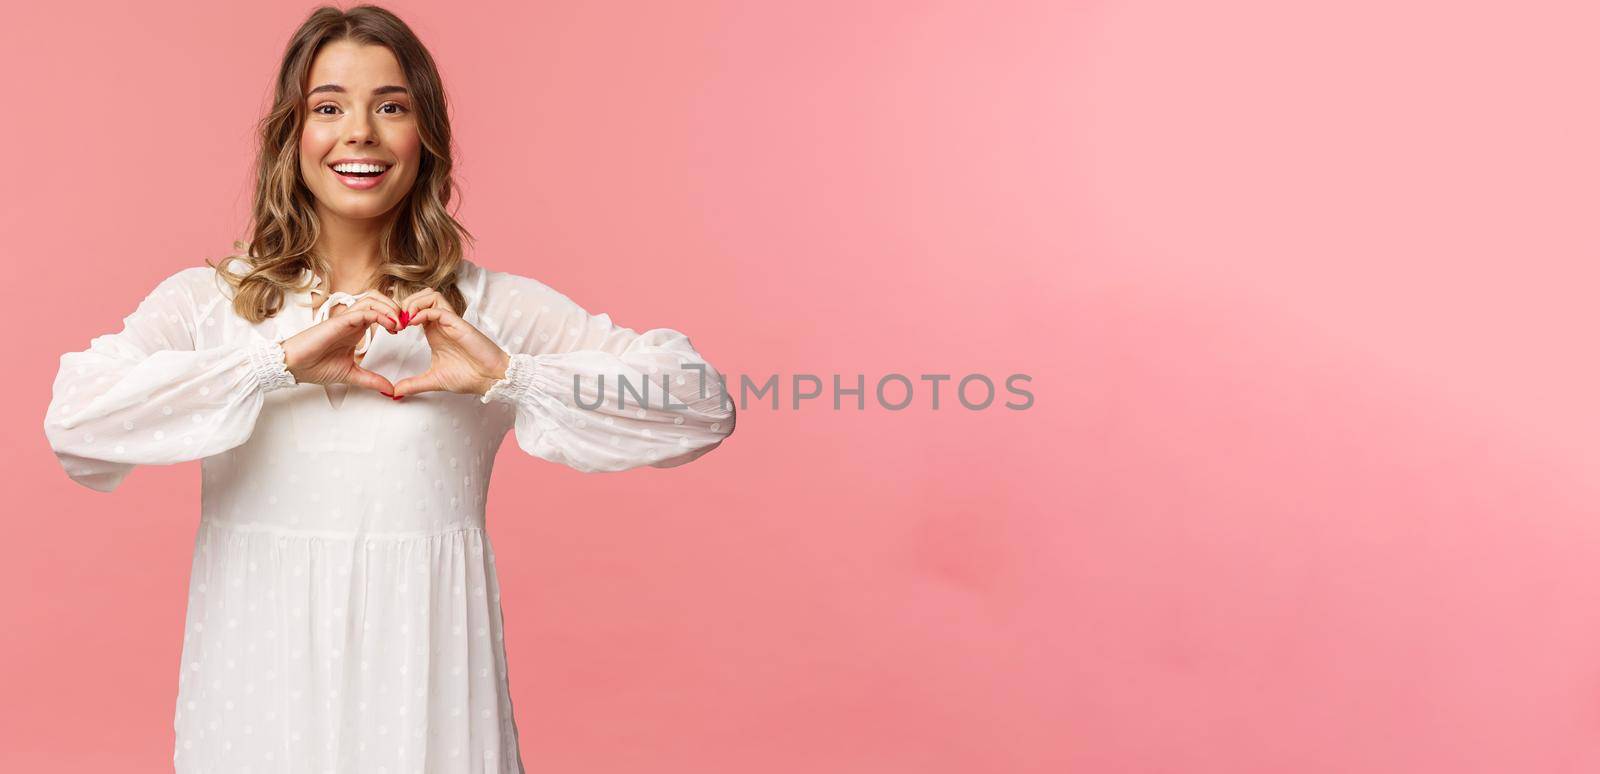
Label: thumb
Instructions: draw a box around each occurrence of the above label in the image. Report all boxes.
[345,366,396,395]
[392,369,445,398]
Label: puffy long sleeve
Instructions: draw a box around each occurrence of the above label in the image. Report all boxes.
[43,267,299,492]
[471,269,736,473]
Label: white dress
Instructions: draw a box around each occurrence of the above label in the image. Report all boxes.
[42,256,737,773]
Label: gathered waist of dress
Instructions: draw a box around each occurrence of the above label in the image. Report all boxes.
[199,516,487,542]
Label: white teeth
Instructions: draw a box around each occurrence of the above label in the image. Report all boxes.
[332,162,388,174]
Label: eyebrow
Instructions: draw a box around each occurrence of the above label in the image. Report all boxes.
[306,84,410,98]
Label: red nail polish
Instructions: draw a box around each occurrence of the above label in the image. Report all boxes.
[399,310,411,326]
[380,391,394,398]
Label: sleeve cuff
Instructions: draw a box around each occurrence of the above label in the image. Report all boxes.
[481,352,538,405]
[247,337,297,393]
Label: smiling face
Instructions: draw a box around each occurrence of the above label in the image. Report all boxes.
[298,40,422,225]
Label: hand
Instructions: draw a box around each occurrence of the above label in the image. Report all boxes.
[280,295,403,393]
[389,287,511,399]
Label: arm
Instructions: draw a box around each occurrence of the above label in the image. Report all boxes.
[473,270,736,473]
[42,267,298,492]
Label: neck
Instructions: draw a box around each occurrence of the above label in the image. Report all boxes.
[312,204,391,295]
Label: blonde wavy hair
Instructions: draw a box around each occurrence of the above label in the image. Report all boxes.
[206,4,473,323]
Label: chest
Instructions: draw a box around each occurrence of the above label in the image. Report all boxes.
[214,295,510,457]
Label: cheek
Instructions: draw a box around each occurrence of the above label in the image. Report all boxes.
[299,128,335,170]
[387,125,422,165]
[389,133,424,186]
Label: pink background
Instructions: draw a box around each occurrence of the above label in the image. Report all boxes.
[5,1,1599,771]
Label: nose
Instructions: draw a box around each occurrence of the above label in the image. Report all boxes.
[345,111,376,145]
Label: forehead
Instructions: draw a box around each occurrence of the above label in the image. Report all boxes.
[306,40,407,88]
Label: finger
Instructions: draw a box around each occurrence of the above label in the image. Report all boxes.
[402,288,455,322]
[288,311,384,366]
[316,308,380,339]
[391,369,446,398]
[343,365,396,394]
[316,311,391,359]
[398,291,430,327]
[352,293,401,316]
[397,287,430,321]
[399,286,434,309]
[325,294,397,326]
[408,306,458,329]
[344,307,399,335]
[348,296,402,331]
[321,294,357,318]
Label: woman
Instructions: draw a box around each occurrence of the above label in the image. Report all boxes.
[41,5,736,772]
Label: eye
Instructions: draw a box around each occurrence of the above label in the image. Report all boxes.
[312,103,339,115]
[380,102,408,115]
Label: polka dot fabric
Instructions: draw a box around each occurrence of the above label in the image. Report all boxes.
[43,256,736,772]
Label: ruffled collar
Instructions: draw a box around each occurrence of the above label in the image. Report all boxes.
[296,267,323,298]
[284,267,325,309]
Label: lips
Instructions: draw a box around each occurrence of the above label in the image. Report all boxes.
[329,164,389,190]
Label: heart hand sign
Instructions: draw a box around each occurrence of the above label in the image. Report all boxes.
[280,296,403,394]
[388,287,511,400]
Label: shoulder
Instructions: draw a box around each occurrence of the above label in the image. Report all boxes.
[169,258,250,301]
[456,257,576,308]
[141,262,227,303]
[454,259,608,350]
[136,256,258,320]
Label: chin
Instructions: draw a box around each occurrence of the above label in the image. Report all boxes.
[311,195,384,218]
